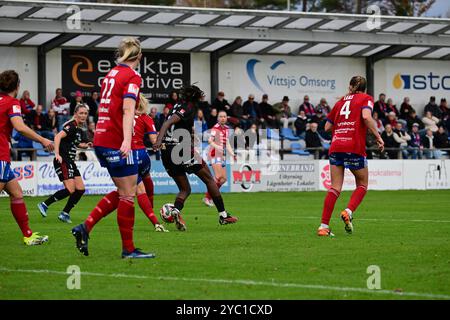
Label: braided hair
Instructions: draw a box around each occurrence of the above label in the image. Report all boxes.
[178,84,204,103]
[349,76,367,94]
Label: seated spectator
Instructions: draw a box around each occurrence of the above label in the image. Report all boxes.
[279,96,296,129]
[87,121,95,143]
[424,96,441,119]
[435,126,449,150]
[87,91,99,123]
[305,122,329,159]
[385,111,398,128]
[47,108,58,135]
[366,129,380,159]
[299,95,316,119]
[212,91,231,114]
[373,111,385,133]
[259,94,277,128]
[406,110,423,131]
[386,98,399,116]
[198,94,211,116]
[374,93,388,119]
[381,124,400,159]
[422,128,440,159]
[439,98,449,120]
[407,123,423,159]
[422,111,440,132]
[243,94,262,126]
[315,109,329,139]
[393,122,411,159]
[231,96,250,130]
[52,88,70,130]
[158,106,170,130]
[165,90,178,110]
[194,109,208,134]
[70,90,84,115]
[294,110,308,138]
[315,98,331,117]
[28,105,54,140]
[19,90,35,117]
[207,108,218,129]
[399,97,415,120]
[149,107,161,131]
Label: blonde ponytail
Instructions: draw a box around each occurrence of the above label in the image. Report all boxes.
[117,37,142,64]
[137,93,149,115]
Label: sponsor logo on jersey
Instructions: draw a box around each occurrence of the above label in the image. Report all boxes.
[128,83,140,96]
[13,105,21,114]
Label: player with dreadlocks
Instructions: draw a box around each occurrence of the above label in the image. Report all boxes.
[153,84,238,231]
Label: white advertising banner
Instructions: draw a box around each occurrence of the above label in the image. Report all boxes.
[219,54,365,110]
[318,160,404,191]
[403,160,450,190]
[230,161,318,193]
[0,161,37,197]
[37,161,115,196]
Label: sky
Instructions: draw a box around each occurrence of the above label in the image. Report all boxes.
[424,0,450,17]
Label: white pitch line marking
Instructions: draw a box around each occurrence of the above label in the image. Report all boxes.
[0,267,449,299]
[302,217,450,223]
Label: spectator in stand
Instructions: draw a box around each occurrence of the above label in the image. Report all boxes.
[299,95,316,119]
[386,98,399,116]
[399,97,415,120]
[294,110,309,138]
[393,122,411,159]
[86,121,95,143]
[207,108,218,129]
[194,109,208,134]
[19,90,35,118]
[373,111,385,133]
[435,126,449,150]
[28,105,54,140]
[439,98,449,120]
[158,105,170,130]
[315,109,329,139]
[406,110,423,131]
[259,94,277,128]
[315,98,331,117]
[305,122,329,159]
[446,115,450,134]
[165,91,178,110]
[385,111,398,128]
[424,96,441,119]
[87,91,99,123]
[374,93,388,120]
[279,96,296,129]
[52,88,69,130]
[243,94,262,127]
[70,90,83,115]
[231,96,250,130]
[422,111,440,132]
[381,124,400,159]
[422,128,440,159]
[198,94,210,116]
[407,123,422,159]
[211,91,231,114]
[47,108,58,135]
[366,129,379,159]
[149,107,160,131]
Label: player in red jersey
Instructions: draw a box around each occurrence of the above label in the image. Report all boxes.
[203,110,236,207]
[72,37,154,258]
[317,76,384,237]
[0,70,54,245]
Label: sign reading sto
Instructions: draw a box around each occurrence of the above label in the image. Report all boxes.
[61,50,190,103]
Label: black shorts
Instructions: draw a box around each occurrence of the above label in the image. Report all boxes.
[54,158,81,182]
[161,145,206,177]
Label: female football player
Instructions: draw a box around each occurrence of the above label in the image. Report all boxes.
[203,110,235,207]
[0,70,53,245]
[154,85,238,231]
[38,104,91,223]
[72,37,154,258]
[317,76,384,237]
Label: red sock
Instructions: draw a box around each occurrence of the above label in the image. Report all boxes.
[347,185,367,212]
[137,193,158,226]
[205,179,223,200]
[142,176,154,208]
[321,188,340,225]
[11,198,32,237]
[117,197,135,253]
[84,191,119,233]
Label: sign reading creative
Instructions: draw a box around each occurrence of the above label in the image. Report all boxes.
[61,50,190,103]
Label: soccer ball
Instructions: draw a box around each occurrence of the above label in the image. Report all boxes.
[160,203,175,223]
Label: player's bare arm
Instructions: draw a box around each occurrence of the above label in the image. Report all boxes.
[362,108,384,152]
[10,116,54,152]
[53,130,67,163]
[154,113,181,150]
[121,97,136,158]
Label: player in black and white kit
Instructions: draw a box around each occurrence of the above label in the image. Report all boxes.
[154,85,238,231]
[38,104,91,223]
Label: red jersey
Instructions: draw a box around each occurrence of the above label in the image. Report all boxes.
[94,64,142,149]
[0,93,22,162]
[327,93,374,157]
[132,114,157,150]
[209,123,229,158]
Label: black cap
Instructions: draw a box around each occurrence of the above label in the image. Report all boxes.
[282,96,289,102]
[262,94,268,99]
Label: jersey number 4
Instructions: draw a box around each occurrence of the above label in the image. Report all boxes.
[340,100,351,119]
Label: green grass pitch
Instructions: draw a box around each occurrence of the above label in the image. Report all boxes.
[0,190,449,300]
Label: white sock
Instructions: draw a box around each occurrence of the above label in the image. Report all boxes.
[345,208,353,217]
[320,223,329,229]
[219,211,228,218]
